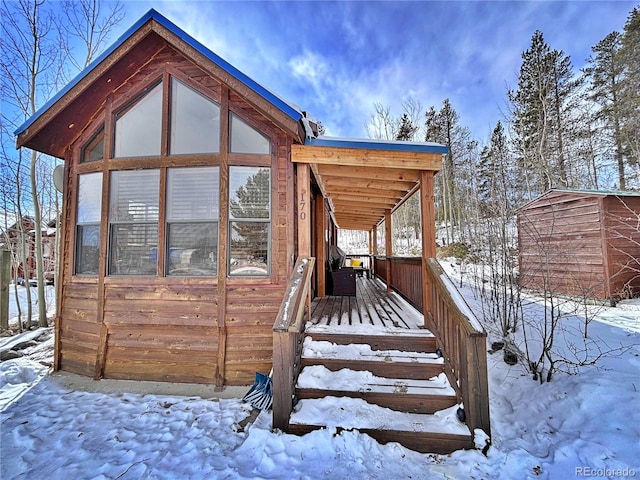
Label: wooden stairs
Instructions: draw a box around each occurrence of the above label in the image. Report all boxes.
[286,329,476,454]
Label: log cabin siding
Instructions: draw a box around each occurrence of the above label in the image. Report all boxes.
[518,190,640,300]
[55,37,295,385]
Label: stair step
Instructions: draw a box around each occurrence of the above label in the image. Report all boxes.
[296,366,457,414]
[305,327,436,353]
[289,397,473,454]
[301,338,444,379]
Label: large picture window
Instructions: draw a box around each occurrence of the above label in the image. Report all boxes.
[166,167,219,276]
[109,170,159,275]
[229,166,271,276]
[75,172,103,274]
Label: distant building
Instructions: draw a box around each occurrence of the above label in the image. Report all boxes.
[1,216,56,284]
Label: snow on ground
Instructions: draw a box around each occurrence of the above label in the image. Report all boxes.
[1,272,639,479]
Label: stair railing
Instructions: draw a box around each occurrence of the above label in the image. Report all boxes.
[374,255,491,440]
[272,256,316,431]
[425,257,491,439]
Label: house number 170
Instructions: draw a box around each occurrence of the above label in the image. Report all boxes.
[299,189,307,220]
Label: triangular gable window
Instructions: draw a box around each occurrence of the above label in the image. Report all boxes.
[114,82,162,157]
[170,79,220,155]
[230,113,270,155]
[82,127,104,163]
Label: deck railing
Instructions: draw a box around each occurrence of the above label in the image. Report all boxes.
[272,256,316,431]
[373,255,491,438]
[344,254,373,270]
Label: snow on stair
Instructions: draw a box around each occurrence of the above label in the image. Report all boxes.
[297,365,455,396]
[290,397,471,435]
[305,322,435,336]
[302,337,444,365]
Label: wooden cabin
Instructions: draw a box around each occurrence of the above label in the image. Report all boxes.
[15,10,489,453]
[518,189,640,301]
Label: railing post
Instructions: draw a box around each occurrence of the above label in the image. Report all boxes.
[272,257,315,432]
[464,335,491,438]
[272,330,294,431]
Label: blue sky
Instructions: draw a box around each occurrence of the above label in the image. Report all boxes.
[69,1,640,141]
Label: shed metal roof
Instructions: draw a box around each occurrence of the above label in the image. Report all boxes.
[517,188,640,212]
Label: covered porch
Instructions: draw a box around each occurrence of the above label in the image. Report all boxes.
[309,273,423,330]
[271,137,490,454]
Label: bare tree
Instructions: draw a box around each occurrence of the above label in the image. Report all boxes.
[60,0,124,72]
[366,103,398,140]
[1,0,123,328]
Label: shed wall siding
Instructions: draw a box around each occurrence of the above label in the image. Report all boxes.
[602,196,640,297]
[518,193,607,298]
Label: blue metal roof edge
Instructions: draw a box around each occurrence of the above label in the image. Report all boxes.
[305,136,449,154]
[15,9,302,137]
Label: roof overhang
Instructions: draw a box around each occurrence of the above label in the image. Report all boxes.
[15,9,305,158]
[292,137,446,231]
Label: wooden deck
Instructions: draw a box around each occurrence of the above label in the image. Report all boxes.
[308,276,425,330]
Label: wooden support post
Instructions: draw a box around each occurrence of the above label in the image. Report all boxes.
[0,250,10,330]
[94,322,109,379]
[372,227,377,276]
[297,164,311,257]
[420,171,436,326]
[315,196,327,296]
[216,86,230,387]
[385,210,392,292]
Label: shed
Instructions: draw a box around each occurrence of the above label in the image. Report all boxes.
[517,189,640,301]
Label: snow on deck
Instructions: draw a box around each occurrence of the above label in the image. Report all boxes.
[307,276,426,332]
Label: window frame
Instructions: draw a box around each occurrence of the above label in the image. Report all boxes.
[113,81,163,159]
[227,165,272,277]
[169,78,221,156]
[107,169,160,276]
[81,127,105,163]
[165,166,220,277]
[74,172,103,275]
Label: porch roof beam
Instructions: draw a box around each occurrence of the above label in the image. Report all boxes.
[291,144,442,171]
[294,141,444,230]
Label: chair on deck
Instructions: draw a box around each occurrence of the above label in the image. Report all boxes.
[327,245,356,296]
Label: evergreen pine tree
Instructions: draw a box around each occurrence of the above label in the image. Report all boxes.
[396,113,417,141]
[619,7,640,179]
[508,31,578,193]
[584,31,626,189]
[477,121,511,217]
